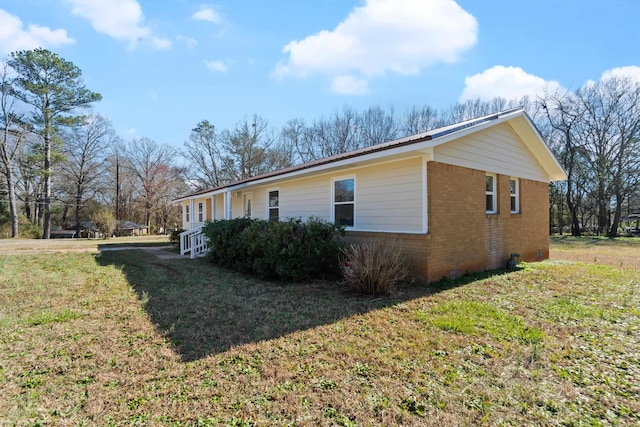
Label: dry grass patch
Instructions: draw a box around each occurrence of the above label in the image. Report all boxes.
[0,235,171,254]
[551,235,640,269]
[0,239,639,425]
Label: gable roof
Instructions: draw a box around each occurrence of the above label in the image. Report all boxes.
[175,108,566,202]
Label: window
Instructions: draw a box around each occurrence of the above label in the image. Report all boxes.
[185,204,190,222]
[198,202,204,222]
[486,173,497,213]
[334,177,355,227]
[510,178,520,213]
[268,190,279,221]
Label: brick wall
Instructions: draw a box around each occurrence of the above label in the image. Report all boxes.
[340,231,432,283]
[426,162,488,280]
[343,161,550,283]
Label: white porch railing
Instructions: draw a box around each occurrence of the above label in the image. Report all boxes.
[179,227,210,259]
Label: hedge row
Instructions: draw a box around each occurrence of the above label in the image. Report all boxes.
[202,218,344,281]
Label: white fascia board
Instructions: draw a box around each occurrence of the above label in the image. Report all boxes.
[426,111,522,149]
[508,115,567,181]
[174,188,229,203]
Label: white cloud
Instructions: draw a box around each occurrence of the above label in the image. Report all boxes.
[192,5,221,23]
[205,60,229,73]
[331,75,369,95]
[460,65,561,101]
[273,0,477,94]
[67,0,168,49]
[601,65,640,83]
[177,35,197,48]
[0,9,74,54]
[150,36,172,50]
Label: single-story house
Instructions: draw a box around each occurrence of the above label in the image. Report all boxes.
[622,213,640,236]
[114,221,149,236]
[51,221,98,238]
[175,108,567,282]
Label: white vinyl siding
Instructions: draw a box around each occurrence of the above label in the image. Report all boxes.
[355,159,423,232]
[223,157,424,233]
[434,123,548,182]
[214,194,225,220]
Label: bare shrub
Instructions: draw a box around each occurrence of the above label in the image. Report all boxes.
[340,242,409,295]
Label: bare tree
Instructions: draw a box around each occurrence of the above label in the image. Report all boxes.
[59,113,114,236]
[279,118,310,164]
[0,62,29,237]
[541,77,640,236]
[302,106,361,161]
[358,105,399,146]
[122,138,184,228]
[400,105,443,136]
[575,77,640,236]
[540,88,587,236]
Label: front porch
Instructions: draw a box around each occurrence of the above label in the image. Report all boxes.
[179,226,210,258]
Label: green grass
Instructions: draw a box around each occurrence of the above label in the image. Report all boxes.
[0,238,639,425]
[25,308,81,326]
[416,300,545,344]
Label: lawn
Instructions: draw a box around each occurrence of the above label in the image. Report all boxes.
[0,235,172,254]
[0,238,638,425]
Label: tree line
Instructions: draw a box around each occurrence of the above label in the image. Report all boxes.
[2,48,640,238]
[0,49,187,238]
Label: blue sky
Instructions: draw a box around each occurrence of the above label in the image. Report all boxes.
[1,0,639,148]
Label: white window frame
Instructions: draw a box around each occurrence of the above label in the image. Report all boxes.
[510,177,520,214]
[332,176,356,228]
[198,202,204,222]
[185,204,190,222]
[267,188,279,221]
[486,173,497,214]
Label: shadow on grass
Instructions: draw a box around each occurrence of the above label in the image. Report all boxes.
[95,249,517,362]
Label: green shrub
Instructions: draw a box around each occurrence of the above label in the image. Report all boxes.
[202,218,255,269]
[242,218,342,281]
[340,242,409,295]
[0,215,44,239]
[169,228,185,244]
[202,217,343,281]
